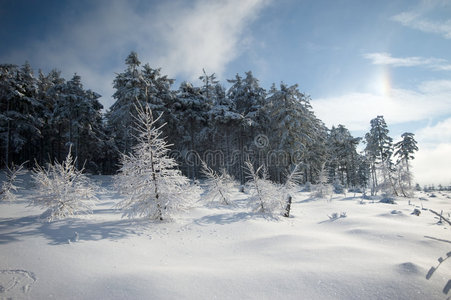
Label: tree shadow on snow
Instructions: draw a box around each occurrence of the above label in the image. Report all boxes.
[194,211,277,226]
[424,235,451,244]
[0,214,147,245]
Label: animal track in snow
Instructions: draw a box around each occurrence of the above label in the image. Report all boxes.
[0,269,37,296]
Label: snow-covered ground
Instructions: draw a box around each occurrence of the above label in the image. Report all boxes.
[1,175,450,299]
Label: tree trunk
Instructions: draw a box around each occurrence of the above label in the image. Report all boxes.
[283,195,292,218]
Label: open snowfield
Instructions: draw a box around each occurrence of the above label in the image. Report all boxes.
[1,175,450,299]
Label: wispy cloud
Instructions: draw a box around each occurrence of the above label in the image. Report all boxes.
[392,1,451,39]
[363,52,451,70]
[311,80,451,131]
[1,0,270,108]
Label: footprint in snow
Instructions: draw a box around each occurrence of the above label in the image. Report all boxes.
[0,269,37,296]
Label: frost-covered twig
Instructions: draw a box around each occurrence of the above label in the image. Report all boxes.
[0,161,27,202]
[201,160,234,205]
[244,160,282,214]
[31,148,97,221]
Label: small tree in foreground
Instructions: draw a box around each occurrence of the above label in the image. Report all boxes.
[0,162,27,202]
[116,103,200,221]
[201,160,235,205]
[31,148,97,221]
[244,160,282,214]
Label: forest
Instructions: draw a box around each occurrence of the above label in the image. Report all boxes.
[0,51,419,196]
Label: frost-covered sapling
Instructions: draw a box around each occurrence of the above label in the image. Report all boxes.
[116,103,200,221]
[201,160,234,205]
[31,149,97,221]
[244,160,282,214]
[313,163,332,199]
[0,162,26,202]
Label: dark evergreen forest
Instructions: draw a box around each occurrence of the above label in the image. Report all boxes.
[0,52,418,194]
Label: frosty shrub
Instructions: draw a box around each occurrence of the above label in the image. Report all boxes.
[333,179,345,194]
[302,182,312,192]
[201,160,235,205]
[0,162,26,202]
[116,103,200,221]
[244,161,282,214]
[313,183,333,199]
[31,149,97,221]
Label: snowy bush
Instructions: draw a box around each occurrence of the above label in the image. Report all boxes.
[302,182,312,192]
[201,160,235,205]
[0,162,26,202]
[116,103,200,221]
[313,183,333,199]
[333,179,345,194]
[244,161,282,214]
[328,212,347,220]
[31,149,97,221]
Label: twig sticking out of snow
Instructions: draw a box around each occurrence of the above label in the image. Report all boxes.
[429,209,451,226]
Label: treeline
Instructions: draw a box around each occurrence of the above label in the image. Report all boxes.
[0,52,417,193]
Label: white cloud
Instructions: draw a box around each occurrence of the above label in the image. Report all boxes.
[363,52,451,70]
[311,82,451,131]
[392,1,451,39]
[412,117,451,185]
[415,117,451,147]
[411,143,451,186]
[1,0,270,109]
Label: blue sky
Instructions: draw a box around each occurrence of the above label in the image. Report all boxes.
[1,0,450,185]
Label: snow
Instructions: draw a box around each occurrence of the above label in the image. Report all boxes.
[1,175,450,299]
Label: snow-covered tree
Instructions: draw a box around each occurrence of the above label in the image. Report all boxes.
[116,103,200,221]
[201,160,235,205]
[108,51,149,154]
[0,63,41,167]
[0,162,26,202]
[31,147,97,221]
[326,125,361,188]
[394,132,418,197]
[264,83,321,182]
[364,116,395,196]
[226,71,267,183]
[244,160,282,214]
[169,81,211,179]
[313,162,332,198]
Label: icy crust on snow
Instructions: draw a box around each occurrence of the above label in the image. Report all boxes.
[0,176,450,299]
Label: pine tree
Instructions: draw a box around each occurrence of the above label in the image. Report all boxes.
[116,103,200,221]
[108,51,149,154]
[364,116,395,196]
[394,132,418,197]
[169,81,211,179]
[265,83,319,182]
